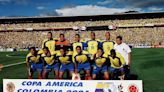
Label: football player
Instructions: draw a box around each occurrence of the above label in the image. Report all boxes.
[92,48,109,80]
[42,47,59,79]
[56,48,74,79]
[109,49,126,80]
[74,46,91,80]
[26,47,43,79]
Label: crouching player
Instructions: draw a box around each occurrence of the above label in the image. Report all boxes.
[92,48,109,80]
[74,46,91,80]
[109,49,126,80]
[56,48,74,79]
[26,47,43,79]
[42,47,59,79]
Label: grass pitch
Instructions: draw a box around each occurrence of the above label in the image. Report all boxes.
[0,48,164,92]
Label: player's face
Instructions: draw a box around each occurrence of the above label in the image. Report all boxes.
[116,38,122,45]
[105,33,110,40]
[90,33,95,40]
[30,49,35,55]
[75,35,80,42]
[111,52,116,57]
[60,49,65,55]
[97,49,103,56]
[43,49,48,55]
[60,35,65,41]
[47,33,52,40]
[76,47,82,54]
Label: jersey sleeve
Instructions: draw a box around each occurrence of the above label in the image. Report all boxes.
[124,44,131,53]
[81,42,86,50]
[83,41,88,50]
[117,53,126,65]
[98,41,102,48]
[73,55,77,63]
[26,53,31,62]
[42,39,47,49]
[26,56,30,62]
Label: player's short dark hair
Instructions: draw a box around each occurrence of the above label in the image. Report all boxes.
[43,47,49,51]
[29,47,36,51]
[60,33,64,37]
[76,46,81,49]
[48,32,52,35]
[110,49,116,55]
[75,34,80,38]
[116,36,122,40]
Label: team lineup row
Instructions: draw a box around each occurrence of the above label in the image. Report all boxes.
[26,32,132,80]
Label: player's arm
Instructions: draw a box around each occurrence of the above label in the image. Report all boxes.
[26,56,31,76]
[105,57,110,67]
[40,55,46,67]
[26,56,30,70]
[125,44,132,66]
[42,40,46,49]
[119,54,126,66]
[74,56,78,73]
[66,40,71,46]
[128,53,131,66]
[55,56,60,64]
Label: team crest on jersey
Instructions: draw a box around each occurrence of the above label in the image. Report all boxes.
[128,84,138,92]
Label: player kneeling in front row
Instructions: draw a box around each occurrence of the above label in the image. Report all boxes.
[74,46,91,80]
[92,48,109,80]
[109,49,126,80]
[57,48,74,79]
[42,47,59,79]
[26,47,43,79]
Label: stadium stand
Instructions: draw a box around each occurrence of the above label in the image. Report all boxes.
[0,12,164,49]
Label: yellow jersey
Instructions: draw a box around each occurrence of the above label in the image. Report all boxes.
[94,53,109,67]
[109,53,126,69]
[56,51,73,65]
[102,41,115,54]
[41,51,57,65]
[74,51,90,64]
[42,38,56,52]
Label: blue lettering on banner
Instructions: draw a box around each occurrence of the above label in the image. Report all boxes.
[46,82,83,87]
[22,81,42,86]
[66,90,89,92]
[18,89,63,92]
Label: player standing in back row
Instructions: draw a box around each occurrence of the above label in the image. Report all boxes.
[102,32,115,55]
[42,32,56,52]
[86,32,101,60]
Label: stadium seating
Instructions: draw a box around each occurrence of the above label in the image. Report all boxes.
[0,18,164,30]
[0,27,164,49]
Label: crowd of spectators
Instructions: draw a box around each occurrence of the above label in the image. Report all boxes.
[0,18,164,30]
[0,27,163,49]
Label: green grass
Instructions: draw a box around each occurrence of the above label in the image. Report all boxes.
[0,48,164,92]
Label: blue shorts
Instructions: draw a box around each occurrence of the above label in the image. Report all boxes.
[77,62,90,72]
[31,63,43,72]
[45,63,59,72]
[92,64,108,75]
[59,63,74,72]
[109,67,124,73]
